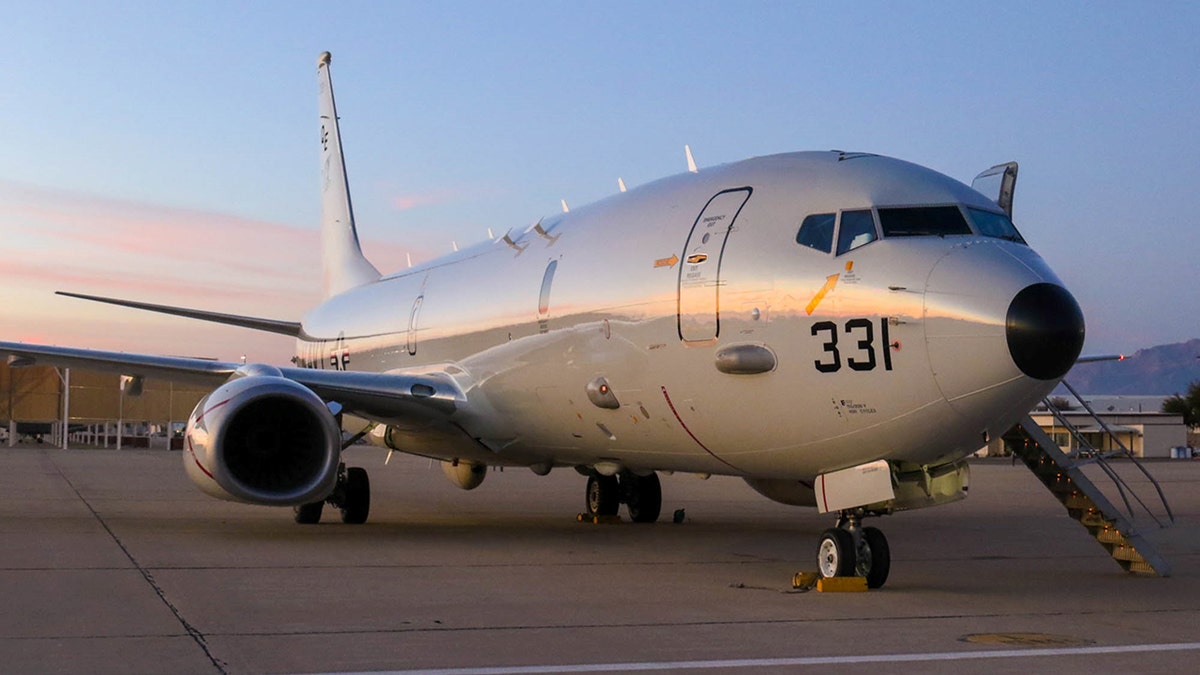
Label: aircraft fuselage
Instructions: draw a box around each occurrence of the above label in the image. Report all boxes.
[297,151,1075,481]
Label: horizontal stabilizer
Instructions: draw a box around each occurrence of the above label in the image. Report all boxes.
[56,291,303,337]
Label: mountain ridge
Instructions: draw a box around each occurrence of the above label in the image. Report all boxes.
[1060,339,1200,396]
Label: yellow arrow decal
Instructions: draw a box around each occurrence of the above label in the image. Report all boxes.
[654,254,679,268]
[805,274,840,315]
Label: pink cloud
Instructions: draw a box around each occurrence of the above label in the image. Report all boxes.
[0,180,433,361]
[392,188,461,211]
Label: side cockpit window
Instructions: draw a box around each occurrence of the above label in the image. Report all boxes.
[837,209,878,255]
[968,208,1026,244]
[795,213,835,253]
[878,206,971,237]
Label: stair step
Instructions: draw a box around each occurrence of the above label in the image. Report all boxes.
[1095,528,1127,545]
[1127,560,1158,575]
[1063,493,1096,510]
[1049,481,1076,494]
[1111,544,1147,563]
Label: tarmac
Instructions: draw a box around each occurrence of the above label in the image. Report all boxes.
[1,444,1198,675]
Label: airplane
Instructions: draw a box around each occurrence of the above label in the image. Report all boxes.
[0,52,1085,589]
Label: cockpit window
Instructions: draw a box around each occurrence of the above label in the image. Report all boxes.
[878,206,972,237]
[837,209,878,255]
[968,208,1026,244]
[795,213,835,253]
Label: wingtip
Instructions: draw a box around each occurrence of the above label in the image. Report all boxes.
[318,51,332,67]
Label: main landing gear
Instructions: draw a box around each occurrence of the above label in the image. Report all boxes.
[294,463,371,525]
[816,510,890,589]
[585,471,663,523]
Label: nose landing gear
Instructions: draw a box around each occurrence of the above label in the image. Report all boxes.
[816,510,890,589]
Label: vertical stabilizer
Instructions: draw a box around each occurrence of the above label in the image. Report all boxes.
[317,52,381,298]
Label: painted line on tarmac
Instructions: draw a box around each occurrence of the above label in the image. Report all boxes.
[304,641,1200,674]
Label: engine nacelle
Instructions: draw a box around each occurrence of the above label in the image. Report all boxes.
[441,460,487,490]
[184,372,341,506]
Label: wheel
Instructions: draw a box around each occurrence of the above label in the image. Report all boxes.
[862,526,891,589]
[816,527,856,578]
[586,474,619,517]
[624,473,662,523]
[293,501,324,524]
[340,467,370,524]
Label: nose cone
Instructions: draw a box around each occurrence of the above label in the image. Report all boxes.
[1005,283,1085,380]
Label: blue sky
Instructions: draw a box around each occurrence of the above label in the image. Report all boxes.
[2,1,1198,362]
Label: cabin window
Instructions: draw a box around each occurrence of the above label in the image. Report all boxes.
[968,208,1026,244]
[878,206,971,237]
[836,209,878,255]
[795,213,835,253]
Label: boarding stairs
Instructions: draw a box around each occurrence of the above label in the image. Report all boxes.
[1006,380,1174,576]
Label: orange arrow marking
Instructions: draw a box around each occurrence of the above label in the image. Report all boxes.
[654,254,679,268]
[805,274,840,315]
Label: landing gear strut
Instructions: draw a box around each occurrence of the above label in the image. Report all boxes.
[583,470,662,523]
[293,463,371,525]
[816,510,890,589]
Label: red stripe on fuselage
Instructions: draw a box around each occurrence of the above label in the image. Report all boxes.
[660,386,744,474]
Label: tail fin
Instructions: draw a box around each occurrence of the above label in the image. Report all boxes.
[317,52,380,298]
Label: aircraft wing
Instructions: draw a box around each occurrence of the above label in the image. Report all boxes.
[0,341,237,386]
[0,341,464,421]
[277,366,464,419]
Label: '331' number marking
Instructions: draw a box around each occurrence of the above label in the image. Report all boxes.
[812,318,893,373]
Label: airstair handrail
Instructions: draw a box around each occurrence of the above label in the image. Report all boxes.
[1043,380,1174,526]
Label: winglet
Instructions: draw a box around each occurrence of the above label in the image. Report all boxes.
[685,145,698,173]
[317,52,381,298]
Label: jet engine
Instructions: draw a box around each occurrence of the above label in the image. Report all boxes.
[441,459,487,490]
[184,368,341,506]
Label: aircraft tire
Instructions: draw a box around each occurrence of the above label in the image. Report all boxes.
[624,473,662,523]
[293,501,324,524]
[863,526,890,589]
[586,474,619,517]
[340,467,370,524]
[816,528,856,578]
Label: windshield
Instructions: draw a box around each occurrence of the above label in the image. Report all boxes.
[878,206,972,237]
[796,213,835,253]
[968,208,1026,244]
[837,210,877,255]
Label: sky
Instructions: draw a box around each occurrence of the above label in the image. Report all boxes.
[1,1,1198,364]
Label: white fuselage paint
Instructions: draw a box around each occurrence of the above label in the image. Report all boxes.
[296,152,1065,481]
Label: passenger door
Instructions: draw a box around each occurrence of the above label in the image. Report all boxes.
[677,188,752,343]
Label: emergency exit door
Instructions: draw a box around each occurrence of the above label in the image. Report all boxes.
[677,187,752,343]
